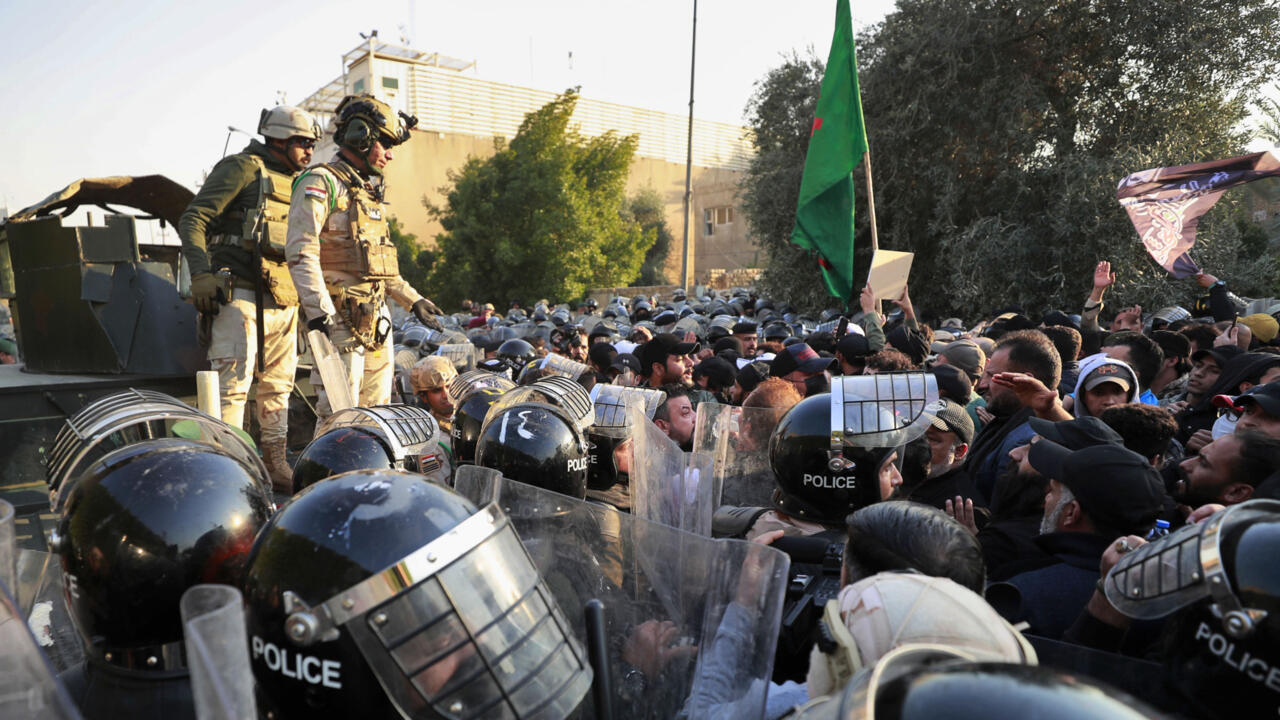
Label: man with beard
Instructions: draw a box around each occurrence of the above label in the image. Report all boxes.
[964,330,1062,505]
[1174,430,1280,508]
[960,416,1125,581]
[653,384,697,451]
[638,333,698,387]
[991,440,1166,639]
[901,398,975,509]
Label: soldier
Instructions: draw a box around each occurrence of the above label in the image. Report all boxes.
[286,94,444,419]
[410,354,458,433]
[179,105,321,491]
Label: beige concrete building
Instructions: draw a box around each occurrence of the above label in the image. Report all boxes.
[299,40,758,285]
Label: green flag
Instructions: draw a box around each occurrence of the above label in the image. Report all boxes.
[790,0,868,303]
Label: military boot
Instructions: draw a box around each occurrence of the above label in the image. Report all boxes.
[261,436,294,494]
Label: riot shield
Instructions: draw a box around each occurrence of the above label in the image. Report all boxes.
[16,550,84,673]
[454,467,791,720]
[0,500,13,598]
[181,585,256,720]
[629,403,715,537]
[692,403,778,510]
[434,343,477,373]
[0,583,83,720]
[518,353,593,384]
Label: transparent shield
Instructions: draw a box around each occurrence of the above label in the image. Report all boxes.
[692,403,778,509]
[330,506,591,720]
[589,385,666,428]
[435,343,478,373]
[629,404,714,537]
[181,585,257,720]
[832,373,939,449]
[0,500,13,599]
[17,550,84,673]
[525,354,592,382]
[454,467,791,720]
[0,583,83,720]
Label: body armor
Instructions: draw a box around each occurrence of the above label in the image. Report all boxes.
[208,154,300,306]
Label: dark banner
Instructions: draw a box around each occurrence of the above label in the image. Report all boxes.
[1117,151,1280,278]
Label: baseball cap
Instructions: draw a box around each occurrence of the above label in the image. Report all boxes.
[1239,313,1280,343]
[1080,361,1133,393]
[1028,440,1166,535]
[769,342,831,377]
[695,356,737,390]
[637,333,699,375]
[1191,345,1243,368]
[837,332,872,359]
[482,302,495,311]
[610,353,642,375]
[937,340,986,380]
[930,398,975,445]
[1214,382,1280,418]
[713,336,744,359]
[732,321,758,335]
[931,364,973,404]
[1027,416,1123,450]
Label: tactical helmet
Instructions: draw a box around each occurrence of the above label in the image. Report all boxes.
[449,373,518,466]
[296,406,452,491]
[293,426,395,491]
[243,471,591,720]
[476,402,591,499]
[51,438,271,672]
[259,105,322,141]
[768,373,938,525]
[495,339,536,379]
[333,94,417,153]
[1106,499,1280,719]
[411,355,458,393]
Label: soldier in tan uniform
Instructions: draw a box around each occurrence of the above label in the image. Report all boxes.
[286,94,443,420]
[410,355,458,433]
[180,106,321,491]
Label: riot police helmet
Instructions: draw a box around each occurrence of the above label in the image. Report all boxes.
[50,438,271,673]
[476,402,591,499]
[296,406,451,491]
[496,339,536,378]
[768,372,939,525]
[242,470,591,720]
[449,371,518,465]
[293,427,395,491]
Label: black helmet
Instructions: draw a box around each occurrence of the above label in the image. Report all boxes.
[768,373,939,525]
[294,406,450,492]
[1106,499,1280,719]
[585,385,667,492]
[495,339,536,379]
[476,403,590,499]
[293,426,394,491]
[448,371,518,466]
[243,470,591,720]
[795,646,1162,719]
[51,438,271,672]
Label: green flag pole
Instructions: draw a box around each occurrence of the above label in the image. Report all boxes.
[864,148,880,315]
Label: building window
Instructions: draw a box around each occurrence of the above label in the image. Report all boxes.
[704,206,733,236]
[382,77,399,89]
[353,78,365,93]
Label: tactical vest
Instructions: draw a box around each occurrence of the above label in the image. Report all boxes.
[221,155,299,306]
[311,163,400,281]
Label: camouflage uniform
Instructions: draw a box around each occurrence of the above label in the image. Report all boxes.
[179,139,299,476]
[286,156,424,420]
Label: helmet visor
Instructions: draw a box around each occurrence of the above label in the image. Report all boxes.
[832,372,939,449]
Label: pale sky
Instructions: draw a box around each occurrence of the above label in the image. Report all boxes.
[0,0,896,215]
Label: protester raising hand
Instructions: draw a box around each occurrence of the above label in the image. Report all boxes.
[1092,260,1115,299]
[991,372,1071,421]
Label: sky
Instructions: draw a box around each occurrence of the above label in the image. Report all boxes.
[0,0,897,215]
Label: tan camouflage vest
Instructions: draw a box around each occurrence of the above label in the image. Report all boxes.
[311,163,400,281]
[241,155,299,305]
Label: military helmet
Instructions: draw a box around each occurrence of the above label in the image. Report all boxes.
[769,373,939,525]
[475,402,590,499]
[411,355,458,393]
[50,438,272,672]
[333,93,418,153]
[242,470,591,720]
[259,105,322,141]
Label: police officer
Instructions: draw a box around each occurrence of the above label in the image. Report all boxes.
[410,354,458,433]
[286,94,444,419]
[180,105,321,491]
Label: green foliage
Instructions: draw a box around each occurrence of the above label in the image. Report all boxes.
[629,187,672,286]
[740,52,847,313]
[425,90,653,307]
[854,0,1280,317]
[389,216,431,294]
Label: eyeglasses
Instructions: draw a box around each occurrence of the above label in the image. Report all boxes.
[289,138,317,150]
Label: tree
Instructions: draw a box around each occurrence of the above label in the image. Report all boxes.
[389,215,432,294]
[629,187,673,286]
[425,90,654,307]
[854,0,1280,317]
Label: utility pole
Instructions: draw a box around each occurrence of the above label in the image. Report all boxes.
[679,0,697,292]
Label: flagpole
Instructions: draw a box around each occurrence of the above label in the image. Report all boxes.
[863,149,881,315]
